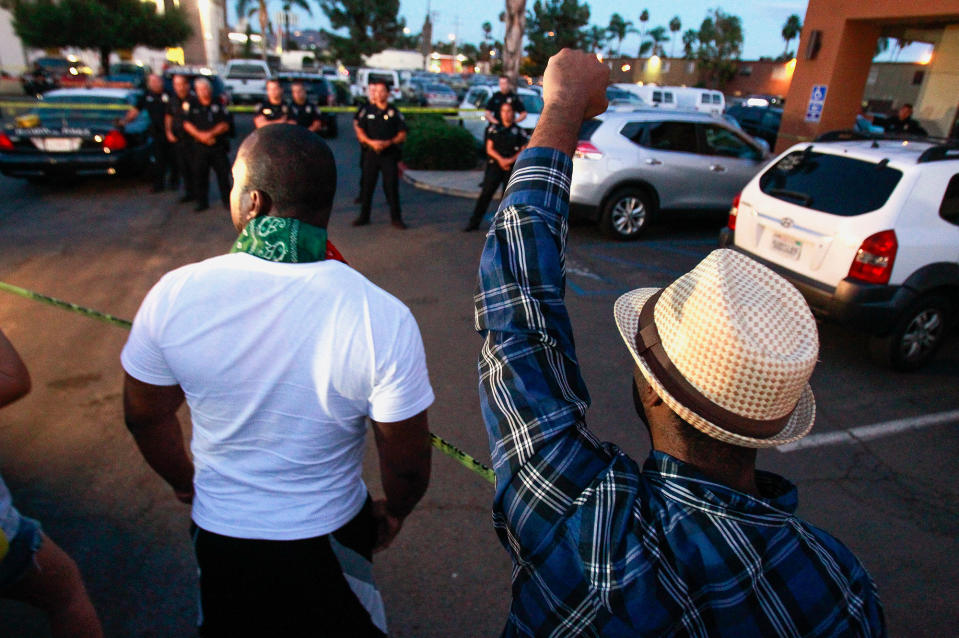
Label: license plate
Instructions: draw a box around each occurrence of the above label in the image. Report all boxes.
[44,138,81,152]
[771,232,802,260]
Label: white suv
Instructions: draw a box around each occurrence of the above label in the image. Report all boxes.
[719,135,959,370]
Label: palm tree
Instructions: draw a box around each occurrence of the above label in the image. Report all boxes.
[646,25,669,57]
[236,0,311,59]
[682,28,698,59]
[606,13,635,57]
[583,25,607,54]
[668,15,681,57]
[503,0,527,82]
[892,38,912,61]
[781,14,802,57]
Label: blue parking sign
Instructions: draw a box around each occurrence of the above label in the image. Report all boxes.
[805,84,828,123]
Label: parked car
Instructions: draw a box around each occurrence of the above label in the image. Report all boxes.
[223,58,272,104]
[725,104,782,148]
[458,86,543,141]
[421,83,459,108]
[719,134,959,370]
[570,110,769,240]
[20,57,92,96]
[606,86,645,111]
[104,62,151,89]
[277,72,335,106]
[0,88,152,179]
[162,67,231,106]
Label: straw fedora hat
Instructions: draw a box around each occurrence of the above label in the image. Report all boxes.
[613,249,818,448]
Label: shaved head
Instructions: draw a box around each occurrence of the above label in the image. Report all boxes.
[231,125,337,228]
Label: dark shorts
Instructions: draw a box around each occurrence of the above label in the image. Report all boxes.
[0,516,43,591]
[192,496,387,637]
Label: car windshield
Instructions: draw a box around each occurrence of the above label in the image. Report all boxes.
[520,93,544,114]
[227,64,267,79]
[427,84,452,92]
[28,95,133,124]
[759,150,903,216]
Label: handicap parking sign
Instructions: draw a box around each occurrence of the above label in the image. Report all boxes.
[805,84,828,123]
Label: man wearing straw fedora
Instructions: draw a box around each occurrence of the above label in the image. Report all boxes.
[474,49,885,637]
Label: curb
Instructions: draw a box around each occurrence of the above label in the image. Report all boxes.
[399,163,482,200]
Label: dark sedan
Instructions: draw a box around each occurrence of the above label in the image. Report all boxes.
[0,88,152,179]
[724,104,783,148]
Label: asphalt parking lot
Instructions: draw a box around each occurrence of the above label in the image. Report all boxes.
[0,112,956,636]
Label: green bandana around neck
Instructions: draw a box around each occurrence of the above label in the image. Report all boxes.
[230,216,327,263]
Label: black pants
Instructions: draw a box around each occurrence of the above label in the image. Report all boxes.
[469,161,512,227]
[192,143,231,207]
[359,150,401,222]
[192,498,385,638]
[173,138,194,198]
[150,131,176,189]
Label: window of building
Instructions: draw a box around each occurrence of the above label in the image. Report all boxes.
[739,65,752,76]
[686,62,696,74]
[912,70,925,86]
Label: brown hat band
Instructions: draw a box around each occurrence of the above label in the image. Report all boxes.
[635,290,795,438]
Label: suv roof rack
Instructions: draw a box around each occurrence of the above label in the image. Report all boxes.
[815,129,952,144]
[917,142,959,164]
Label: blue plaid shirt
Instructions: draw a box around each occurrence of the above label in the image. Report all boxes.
[474,147,886,637]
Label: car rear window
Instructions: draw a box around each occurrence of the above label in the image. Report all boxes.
[579,120,602,141]
[759,150,903,216]
[227,64,267,79]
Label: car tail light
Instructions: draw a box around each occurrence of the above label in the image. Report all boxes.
[0,133,14,151]
[103,129,127,151]
[574,141,603,160]
[848,230,897,285]
[728,191,741,230]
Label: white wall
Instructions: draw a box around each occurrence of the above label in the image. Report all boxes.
[363,49,425,70]
[0,7,28,74]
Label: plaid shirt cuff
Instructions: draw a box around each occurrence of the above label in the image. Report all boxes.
[498,147,573,221]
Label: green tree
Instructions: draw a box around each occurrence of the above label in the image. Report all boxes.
[694,8,743,88]
[606,13,634,57]
[668,15,681,57]
[319,0,407,66]
[682,28,698,59]
[524,0,589,76]
[583,24,607,54]
[645,25,669,57]
[781,13,801,57]
[13,0,191,72]
[874,36,890,59]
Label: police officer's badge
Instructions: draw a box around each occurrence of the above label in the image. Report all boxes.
[263,108,272,115]
[162,94,169,103]
[212,104,220,113]
[182,101,190,112]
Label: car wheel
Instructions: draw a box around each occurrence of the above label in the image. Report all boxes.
[869,294,952,371]
[600,188,654,241]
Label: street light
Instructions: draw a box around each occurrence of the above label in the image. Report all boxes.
[403,27,411,34]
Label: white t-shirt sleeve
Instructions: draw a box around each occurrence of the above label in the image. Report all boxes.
[121,278,179,386]
[368,309,434,423]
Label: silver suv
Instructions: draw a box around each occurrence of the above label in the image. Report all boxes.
[571,110,769,240]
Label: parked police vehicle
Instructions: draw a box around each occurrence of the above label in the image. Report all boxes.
[0,88,152,179]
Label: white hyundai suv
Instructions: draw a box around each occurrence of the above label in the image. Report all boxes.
[719,134,959,370]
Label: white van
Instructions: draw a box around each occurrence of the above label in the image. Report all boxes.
[351,68,403,103]
[626,85,679,109]
[674,88,726,115]
[223,59,272,104]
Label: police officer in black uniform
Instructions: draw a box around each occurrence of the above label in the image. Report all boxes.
[165,74,197,202]
[254,79,291,128]
[353,79,408,229]
[183,78,232,212]
[464,101,529,232]
[126,73,174,192]
[289,81,323,134]
[484,75,528,125]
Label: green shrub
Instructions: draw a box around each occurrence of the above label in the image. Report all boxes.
[403,118,481,170]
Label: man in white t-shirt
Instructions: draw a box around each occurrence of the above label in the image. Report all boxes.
[121,124,433,637]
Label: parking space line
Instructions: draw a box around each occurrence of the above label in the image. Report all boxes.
[777,409,959,452]
[590,254,686,277]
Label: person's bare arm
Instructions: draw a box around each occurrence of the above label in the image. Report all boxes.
[183,121,206,143]
[515,110,528,123]
[390,130,407,146]
[485,110,496,124]
[528,50,608,157]
[369,409,431,551]
[123,373,194,503]
[122,107,140,126]
[308,119,323,133]
[0,330,30,407]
